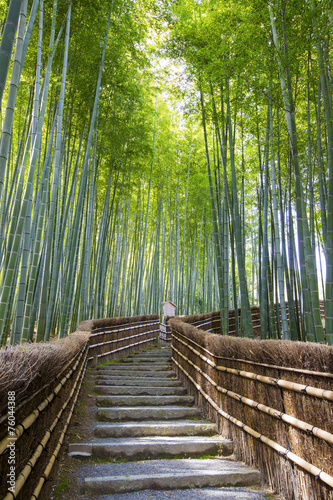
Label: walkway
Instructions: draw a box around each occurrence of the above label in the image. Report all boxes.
[53,344,278,499]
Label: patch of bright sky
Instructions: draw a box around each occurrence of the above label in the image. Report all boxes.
[146,25,197,129]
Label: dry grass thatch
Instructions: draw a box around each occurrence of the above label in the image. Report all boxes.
[0,332,88,419]
[90,314,159,330]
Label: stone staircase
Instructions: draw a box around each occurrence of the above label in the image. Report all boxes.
[68,344,267,498]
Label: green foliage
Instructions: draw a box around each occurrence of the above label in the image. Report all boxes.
[0,0,331,343]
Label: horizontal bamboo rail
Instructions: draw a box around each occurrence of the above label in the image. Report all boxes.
[88,329,160,351]
[216,364,333,401]
[172,354,333,490]
[87,316,159,365]
[190,318,220,330]
[215,355,333,379]
[90,319,160,335]
[87,334,159,364]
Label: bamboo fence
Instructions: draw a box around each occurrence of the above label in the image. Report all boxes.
[169,314,333,500]
[0,314,160,499]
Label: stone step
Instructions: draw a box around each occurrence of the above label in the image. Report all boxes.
[97,405,202,421]
[117,357,172,363]
[69,436,232,461]
[138,347,171,352]
[96,368,174,376]
[82,458,260,495]
[127,354,172,359]
[94,377,182,387]
[95,385,187,396]
[97,364,171,371]
[96,395,195,407]
[94,420,218,438]
[86,489,277,500]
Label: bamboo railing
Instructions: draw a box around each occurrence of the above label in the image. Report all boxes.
[86,314,160,365]
[0,314,160,500]
[169,315,333,500]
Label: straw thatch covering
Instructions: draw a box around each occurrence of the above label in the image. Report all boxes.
[0,332,88,420]
[84,313,160,331]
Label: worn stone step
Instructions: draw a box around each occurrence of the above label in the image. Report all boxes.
[86,488,277,500]
[110,360,172,366]
[138,348,171,353]
[127,349,172,359]
[97,364,171,370]
[94,420,218,438]
[95,385,187,396]
[69,436,232,461]
[97,368,174,376]
[96,395,195,407]
[97,405,202,421]
[118,357,171,363]
[82,458,260,495]
[94,376,182,387]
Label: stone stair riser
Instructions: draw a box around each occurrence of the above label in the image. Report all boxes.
[117,356,171,366]
[94,378,182,387]
[96,407,202,421]
[96,395,195,407]
[70,440,232,461]
[95,386,187,396]
[94,422,218,438]
[97,365,171,372]
[96,369,175,377]
[84,470,261,495]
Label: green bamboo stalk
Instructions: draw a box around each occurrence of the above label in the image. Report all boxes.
[269,103,289,339]
[41,1,72,340]
[135,100,157,315]
[260,106,270,339]
[309,0,333,343]
[225,80,254,338]
[0,0,22,110]
[200,87,226,332]
[269,1,324,342]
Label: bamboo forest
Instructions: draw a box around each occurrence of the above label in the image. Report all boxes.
[0,0,332,346]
